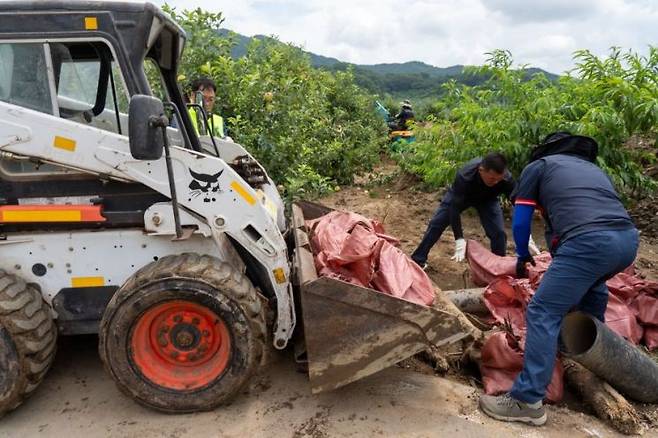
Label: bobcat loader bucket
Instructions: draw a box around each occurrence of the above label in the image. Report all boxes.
[291,201,471,393]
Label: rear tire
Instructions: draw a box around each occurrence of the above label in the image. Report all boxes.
[0,271,57,417]
[99,253,267,413]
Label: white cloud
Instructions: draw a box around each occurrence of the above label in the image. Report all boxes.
[153,0,658,74]
[484,0,599,23]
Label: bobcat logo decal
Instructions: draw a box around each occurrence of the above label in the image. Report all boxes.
[188,168,224,202]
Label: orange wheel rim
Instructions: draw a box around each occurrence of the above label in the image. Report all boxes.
[130,300,231,391]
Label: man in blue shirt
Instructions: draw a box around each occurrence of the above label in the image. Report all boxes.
[411,152,537,268]
[479,132,639,426]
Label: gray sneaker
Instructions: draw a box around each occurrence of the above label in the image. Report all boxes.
[479,393,547,426]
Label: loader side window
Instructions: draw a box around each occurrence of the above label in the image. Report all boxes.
[144,59,167,102]
[58,59,100,105]
[50,41,129,135]
[0,43,54,115]
[143,58,185,147]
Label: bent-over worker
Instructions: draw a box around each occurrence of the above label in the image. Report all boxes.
[479,132,639,426]
[393,100,415,131]
[411,152,538,269]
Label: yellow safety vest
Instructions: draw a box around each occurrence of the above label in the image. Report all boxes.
[188,107,225,138]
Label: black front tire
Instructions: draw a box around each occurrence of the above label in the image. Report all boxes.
[0,271,57,417]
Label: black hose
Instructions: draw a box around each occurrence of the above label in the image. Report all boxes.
[560,311,658,403]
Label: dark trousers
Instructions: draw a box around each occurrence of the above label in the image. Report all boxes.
[411,192,507,265]
[510,228,639,403]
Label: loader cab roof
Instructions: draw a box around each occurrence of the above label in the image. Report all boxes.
[0,1,185,39]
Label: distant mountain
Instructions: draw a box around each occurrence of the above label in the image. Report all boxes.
[357,61,465,78]
[219,29,343,66]
[218,29,559,102]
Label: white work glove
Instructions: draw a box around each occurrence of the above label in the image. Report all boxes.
[451,238,467,262]
[528,235,541,256]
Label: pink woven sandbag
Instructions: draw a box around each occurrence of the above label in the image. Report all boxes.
[480,331,564,403]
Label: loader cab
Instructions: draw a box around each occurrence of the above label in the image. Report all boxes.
[0,1,201,150]
[0,1,204,230]
[0,1,281,231]
[0,40,130,172]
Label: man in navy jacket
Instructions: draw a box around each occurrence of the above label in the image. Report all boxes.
[411,152,538,268]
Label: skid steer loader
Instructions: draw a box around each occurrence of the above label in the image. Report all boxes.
[0,1,470,416]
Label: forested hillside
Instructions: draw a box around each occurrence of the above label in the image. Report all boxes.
[219,29,558,102]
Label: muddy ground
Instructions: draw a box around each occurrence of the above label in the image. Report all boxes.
[2,336,652,438]
[3,162,658,437]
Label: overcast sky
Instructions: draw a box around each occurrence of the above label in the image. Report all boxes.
[153,0,658,74]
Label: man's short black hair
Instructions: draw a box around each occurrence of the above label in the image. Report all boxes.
[480,152,507,174]
[190,77,216,93]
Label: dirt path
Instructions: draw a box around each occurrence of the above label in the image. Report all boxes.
[1,336,641,438]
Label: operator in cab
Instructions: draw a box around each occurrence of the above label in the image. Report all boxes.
[187,77,225,139]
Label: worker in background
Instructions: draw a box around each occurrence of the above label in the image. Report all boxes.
[187,77,225,138]
[479,132,639,426]
[411,152,539,269]
[394,100,415,131]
